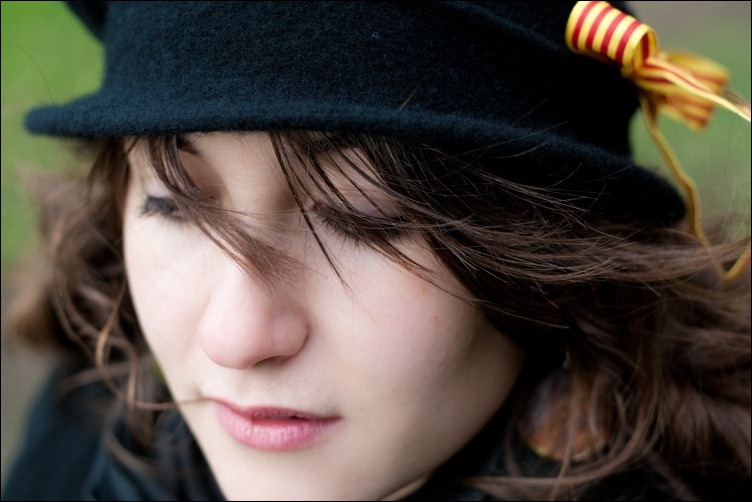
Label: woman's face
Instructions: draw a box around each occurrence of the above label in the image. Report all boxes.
[123,132,525,500]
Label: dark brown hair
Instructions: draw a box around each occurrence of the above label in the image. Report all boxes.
[9,131,751,499]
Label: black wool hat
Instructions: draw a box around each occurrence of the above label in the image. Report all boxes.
[25,1,686,226]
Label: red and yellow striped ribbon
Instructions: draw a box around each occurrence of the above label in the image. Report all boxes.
[566,1,751,281]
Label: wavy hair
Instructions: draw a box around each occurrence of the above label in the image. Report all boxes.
[8,131,751,499]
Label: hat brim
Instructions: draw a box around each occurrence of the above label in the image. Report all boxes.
[26,91,686,227]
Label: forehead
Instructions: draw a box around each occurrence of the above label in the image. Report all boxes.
[127,132,391,201]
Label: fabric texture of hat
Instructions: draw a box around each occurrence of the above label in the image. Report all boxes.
[25,0,686,226]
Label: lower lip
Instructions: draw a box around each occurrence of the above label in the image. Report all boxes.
[214,403,340,451]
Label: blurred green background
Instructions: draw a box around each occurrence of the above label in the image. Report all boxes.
[2,1,102,269]
[1,2,750,270]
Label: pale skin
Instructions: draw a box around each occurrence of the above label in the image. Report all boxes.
[123,132,526,500]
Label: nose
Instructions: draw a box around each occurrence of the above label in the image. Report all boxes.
[197,257,309,369]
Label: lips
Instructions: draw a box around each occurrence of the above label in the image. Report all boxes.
[213,400,341,451]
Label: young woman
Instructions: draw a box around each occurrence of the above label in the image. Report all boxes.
[3,1,750,500]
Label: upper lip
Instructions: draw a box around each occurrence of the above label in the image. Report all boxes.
[212,398,339,420]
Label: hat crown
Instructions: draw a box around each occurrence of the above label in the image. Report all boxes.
[54,2,637,149]
[26,1,685,225]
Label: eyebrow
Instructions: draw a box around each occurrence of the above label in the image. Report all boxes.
[176,134,202,156]
[175,132,360,159]
[308,133,359,152]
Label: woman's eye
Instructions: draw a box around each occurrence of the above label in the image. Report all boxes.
[313,202,407,242]
[140,195,183,221]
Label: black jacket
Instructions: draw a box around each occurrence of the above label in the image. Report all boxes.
[2,363,222,501]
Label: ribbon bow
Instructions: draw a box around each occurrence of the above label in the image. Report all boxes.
[566,1,751,281]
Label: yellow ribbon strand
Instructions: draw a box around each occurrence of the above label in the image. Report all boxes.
[566,1,751,282]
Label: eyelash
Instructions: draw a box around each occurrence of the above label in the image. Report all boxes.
[312,202,407,242]
[140,195,182,220]
[140,195,407,241]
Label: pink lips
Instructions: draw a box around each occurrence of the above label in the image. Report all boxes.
[213,400,341,451]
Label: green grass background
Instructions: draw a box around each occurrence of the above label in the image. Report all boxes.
[1,1,750,270]
[2,1,102,269]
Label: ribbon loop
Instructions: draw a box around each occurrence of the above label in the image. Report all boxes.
[566,1,750,128]
[566,1,751,282]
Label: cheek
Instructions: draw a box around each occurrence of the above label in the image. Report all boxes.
[323,254,524,484]
[337,246,477,361]
[123,205,209,373]
[329,249,520,407]
[364,278,469,374]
